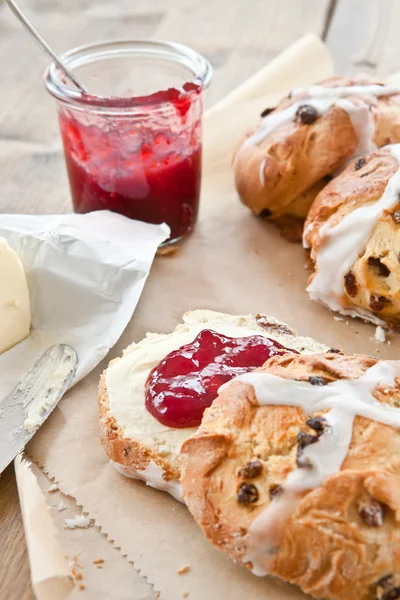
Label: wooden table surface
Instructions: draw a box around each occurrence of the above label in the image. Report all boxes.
[1,0,400,597]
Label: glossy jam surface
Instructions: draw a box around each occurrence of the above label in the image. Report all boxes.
[59,84,202,241]
[145,329,293,428]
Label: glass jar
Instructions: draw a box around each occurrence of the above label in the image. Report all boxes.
[44,40,212,244]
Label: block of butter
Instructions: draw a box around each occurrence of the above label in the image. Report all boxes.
[0,238,31,354]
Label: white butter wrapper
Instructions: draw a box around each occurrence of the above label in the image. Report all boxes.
[0,211,169,396]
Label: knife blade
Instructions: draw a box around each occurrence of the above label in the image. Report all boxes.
[0,344,78,474]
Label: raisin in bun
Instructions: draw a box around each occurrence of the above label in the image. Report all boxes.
[304,144,400,326]
[233,76,400,232]
[181,352,400,600]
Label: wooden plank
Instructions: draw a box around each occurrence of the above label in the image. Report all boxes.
[0,464,33,600]
[154,0,333,105]
[326,0,400,77]
[0,1,332,598]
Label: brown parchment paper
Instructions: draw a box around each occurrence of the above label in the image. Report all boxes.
[29,461,155,600]
[14,454,74,600]
[26,33,400,600]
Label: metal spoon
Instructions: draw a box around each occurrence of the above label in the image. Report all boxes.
[5,0,88,93]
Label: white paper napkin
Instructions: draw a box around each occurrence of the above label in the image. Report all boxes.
[0,210,169,397]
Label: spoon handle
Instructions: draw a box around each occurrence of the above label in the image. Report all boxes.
[5,0,88,93]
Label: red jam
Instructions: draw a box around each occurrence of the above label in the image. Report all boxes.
[58,84,202,241]
[145,329,293,428]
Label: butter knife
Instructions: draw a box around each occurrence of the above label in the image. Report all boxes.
[0,344,78,474]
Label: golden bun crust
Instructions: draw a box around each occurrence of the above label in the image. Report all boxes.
[304,147,400,325]
[233,76,400,223]
[98,365,180,481]
[181,352,400,600]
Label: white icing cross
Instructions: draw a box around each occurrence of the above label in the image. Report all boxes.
[237,83,400,186]
[291,84,400,99]
[307,143,400,324]
[232,360,400,491]
[241,97,375,157]
[223,359,400,576]
[243,84,399,151]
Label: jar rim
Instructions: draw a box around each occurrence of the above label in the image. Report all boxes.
[44,39,212,110]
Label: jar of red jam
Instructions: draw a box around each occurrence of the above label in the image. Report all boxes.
[44,40,212,243]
